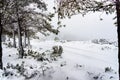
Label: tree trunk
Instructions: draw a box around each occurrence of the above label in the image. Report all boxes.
[27,32,30,49]
[13,30,16,48]
[0,13,3,69]
[17,20,24,58]
[116,0,120,78]
[15,0,24,58]
[24,27,27,48]
[8,37,10,41]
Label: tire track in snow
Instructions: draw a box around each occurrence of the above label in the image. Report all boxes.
[63,46,117,66]
[63,45,98,53]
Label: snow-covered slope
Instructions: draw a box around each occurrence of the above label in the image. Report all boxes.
[0,39,118,80]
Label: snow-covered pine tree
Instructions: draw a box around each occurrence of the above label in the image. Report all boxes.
[1,0,60,61]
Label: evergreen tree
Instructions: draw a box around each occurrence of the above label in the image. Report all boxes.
[2,0,48,58]
[0,0,59,61]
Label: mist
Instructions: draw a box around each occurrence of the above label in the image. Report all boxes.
[40,0,118,41]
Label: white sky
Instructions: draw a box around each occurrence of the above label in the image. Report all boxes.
[44,0,117,41]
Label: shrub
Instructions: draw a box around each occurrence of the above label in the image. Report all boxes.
[52,45,63,57]
[105,67,113,72]
[2,67,13,77]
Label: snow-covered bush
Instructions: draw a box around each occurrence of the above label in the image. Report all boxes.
[37,53,46,62]
[60,40,67,43]
[23,49,51,62]
[8,42,13,48]
[3,41,12,48]
[3,42,7,46]
[92,39,99,44]
[2,62,26,79]
[2,67,14,77]
[99,39,110,44]
[91,39,117,46]
[54,37,60,41]
[87,72,105,80]
[50,46,63,61]
[52,46,63,57]
[92,39,107,44]
[33,36,39,39]
[24,50,43,60]
[2,62,53,79]
[60,61,66,67]
[105,67,113,72]
[75,64,85,70]
[101,46,111,50]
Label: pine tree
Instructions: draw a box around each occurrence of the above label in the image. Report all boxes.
[4,0,48,58]
[1,0,59,59]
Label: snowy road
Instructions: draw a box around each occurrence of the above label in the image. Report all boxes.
[33,41,118,68]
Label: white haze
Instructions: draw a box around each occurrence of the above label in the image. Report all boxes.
[40,0,117,41]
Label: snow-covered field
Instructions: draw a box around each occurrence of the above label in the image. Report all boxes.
[0,39,119,80]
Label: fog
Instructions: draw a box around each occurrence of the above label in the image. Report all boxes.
[57,13,117,40]
[41,0,117,41]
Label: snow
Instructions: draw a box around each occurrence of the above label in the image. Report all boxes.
[0,39,119,80]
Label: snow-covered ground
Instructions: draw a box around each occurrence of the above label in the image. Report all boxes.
[0,39,119,80]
